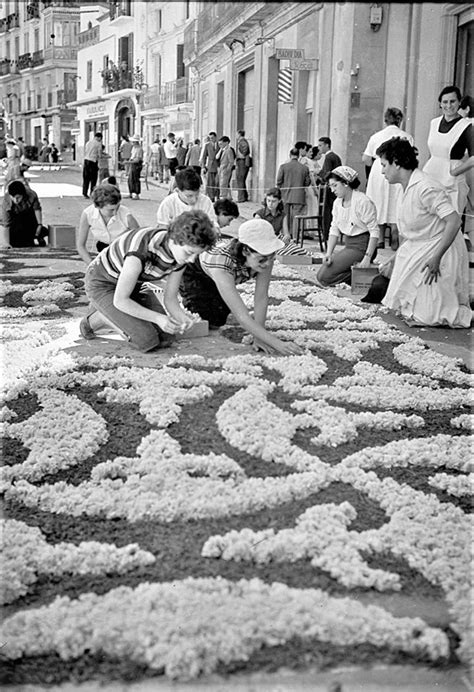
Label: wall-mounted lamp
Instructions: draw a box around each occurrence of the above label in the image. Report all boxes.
[255,36,275,47]
[350,64,360,77]
[369,4,383,32]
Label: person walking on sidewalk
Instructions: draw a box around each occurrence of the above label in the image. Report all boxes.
[82,132,103,198]
[185,138,202,175]
[235,130,251,202]
[276,148,310,239]
[80,210,217,352]
[200,131,220,201]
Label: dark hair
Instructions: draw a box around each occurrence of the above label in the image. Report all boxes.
[438,85,462,102]
[167,132,175,138]
[175,167,202,191]
[94,132,103,140]
[237,129,245,137]
[226,238,248,266]
[327,172,361,189]
[169,210,217,249]
[214,198,239,217]
[262,187,284,213]
[209,131,217,137]
[310,146,319,159]
[103,175,118,186]
[8,180,27,197]
[91,183,121,207]
[318,136,331,147]
[219,135,230,144]
[194,138,201,144]
[384,107,404,126]
[289,147,299,157]
[294,141,307,152]
[376,136,419,170]
[460,95,473,115]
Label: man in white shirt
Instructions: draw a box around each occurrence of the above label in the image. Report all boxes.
[163,132,179,178]
[156,167,220,236]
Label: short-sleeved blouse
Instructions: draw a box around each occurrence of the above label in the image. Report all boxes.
[329,190,379,239]
[254,206,284,235]
[83,204,133,245]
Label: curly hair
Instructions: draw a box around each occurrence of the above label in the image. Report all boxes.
[169,210,217,249]
[175,167,202,191]
[226,238,248,265]
[91,183,121,207]
[327,172,361,190]
[376,137,419,170]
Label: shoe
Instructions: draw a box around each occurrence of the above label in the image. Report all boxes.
[79,316,95,340]
[83,194,89,199]
[376,242,385,249]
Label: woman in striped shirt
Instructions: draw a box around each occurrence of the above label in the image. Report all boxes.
[80,210,217,352]
[179,218,302,356]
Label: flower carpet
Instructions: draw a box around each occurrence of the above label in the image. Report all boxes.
[0,252,472,687]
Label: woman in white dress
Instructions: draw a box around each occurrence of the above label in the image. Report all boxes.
[300,145,322,217]
[377,137,471,328]
[363,107,413,250]
[423,85,472,216]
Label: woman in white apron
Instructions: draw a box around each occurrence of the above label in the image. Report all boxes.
[423,86,472,216]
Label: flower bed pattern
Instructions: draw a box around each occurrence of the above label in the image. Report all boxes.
[0,263,472,686]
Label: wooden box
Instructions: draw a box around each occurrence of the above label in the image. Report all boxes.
[49,224,76,249]
[351,265,379,295]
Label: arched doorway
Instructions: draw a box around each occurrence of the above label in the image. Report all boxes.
[115,98,136,166]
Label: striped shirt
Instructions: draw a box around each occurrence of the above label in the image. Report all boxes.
[198,240,253,285]
[98,227,184,282]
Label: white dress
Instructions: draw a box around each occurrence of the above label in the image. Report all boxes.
[423,116,471,215]
[383,169,471,327]
[364,125,414,225]
[300,156,320,216]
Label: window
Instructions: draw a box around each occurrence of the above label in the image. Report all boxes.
[103,54,109,70]
[455,17,473,95]
[86,60,92,90]
[153,53,162,90]
[176,44,185,79]
[25,33,30,54]
[14,36,19,60]
[34,28,39,52]
[157,9,162,30]
[118,33,133,69]
[6,41,10,59]
[185,1,190,20]
[48,92,52,107]
[37,92,41,109]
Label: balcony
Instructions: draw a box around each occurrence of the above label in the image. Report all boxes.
[57,88,77,106]
[102,64,133,92]
[6,12,20,30]
[18,52,33,70]
[0,58,11,75]
[31,50,44,67]
[78,25,99,49]
[109,1,132,21]
[161,77,192,107]
[26,2,40,20]
[44,46,78,62]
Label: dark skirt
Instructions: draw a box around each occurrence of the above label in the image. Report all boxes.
[180,261,231,328]
[8,208,38,247]
[317,232,376,286]
[128,161,142,195]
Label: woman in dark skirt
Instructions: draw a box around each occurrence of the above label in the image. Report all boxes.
[180,218,302,355]
[316,166,379,286]
[128,135,143,200]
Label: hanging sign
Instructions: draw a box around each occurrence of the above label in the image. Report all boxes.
[274,48,305,60]
[289,58,319,71]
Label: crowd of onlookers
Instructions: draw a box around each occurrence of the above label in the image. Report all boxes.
[1,86,472,342]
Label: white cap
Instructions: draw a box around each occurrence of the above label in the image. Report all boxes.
[238,219,284,254]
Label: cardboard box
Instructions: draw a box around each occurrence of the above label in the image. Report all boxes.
[351,265,379,295]
[49,224,76,249]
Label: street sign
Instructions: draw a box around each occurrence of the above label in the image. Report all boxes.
[70,128,80,136]
[289,58,319,71]
[275,48,305,60]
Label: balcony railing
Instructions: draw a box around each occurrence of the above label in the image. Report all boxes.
[78,25,99,49]
[44,46,78,61]
[141,78,192,110]
[0,58,11,75]
[18,52,33,70]
[31,49,44,66]
[102,66,133,92]
[110,1,132,21]
[6,13,20,30]
[57,88,77,106]
[26,2,40,20]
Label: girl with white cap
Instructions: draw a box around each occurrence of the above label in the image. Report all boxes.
[179,218,302,355]
[316,165,379,287]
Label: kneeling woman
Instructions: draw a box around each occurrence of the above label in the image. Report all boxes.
[179,218,302,355]
[316,166,379,286]
[81,210,217,352]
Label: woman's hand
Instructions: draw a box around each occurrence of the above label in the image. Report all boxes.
[356,255,371,269]
[378,256,395,278]
[323,254,333,266]
[154,313,184,334]
[253,336,303,356]
[282,234,292,245]
[422,256,441,284]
